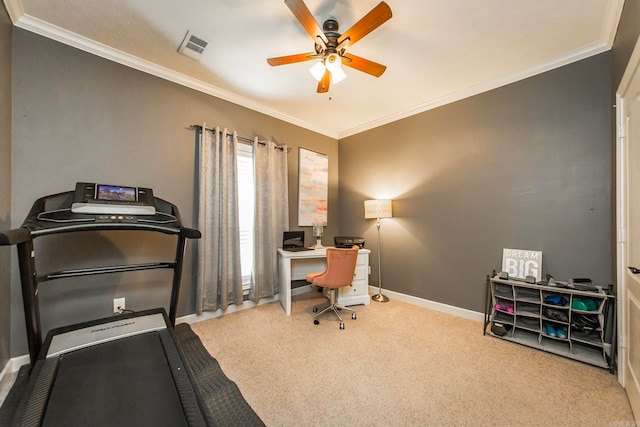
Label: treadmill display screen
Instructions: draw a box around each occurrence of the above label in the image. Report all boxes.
[71,182,156,216]
[97,185,137,202]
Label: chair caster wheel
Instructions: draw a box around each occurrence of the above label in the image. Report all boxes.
[312,307,317,313]
[314,319,319,325]
[352,313,356,320]
[339,323,344,330]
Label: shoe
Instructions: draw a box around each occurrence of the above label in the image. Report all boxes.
[495,303,515,313]
[544,295,568,306]
[556,328,567,339]
[545,324,556,337]
[571,298,598,311]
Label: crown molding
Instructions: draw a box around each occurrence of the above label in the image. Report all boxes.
[12,13,339,139]
[617,33,640,96]
[602,0,625,48]
[3,0,23,24]
[7,0,618,141]
[338,41,610,139]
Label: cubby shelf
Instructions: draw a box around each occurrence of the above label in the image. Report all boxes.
[483,274,615,371]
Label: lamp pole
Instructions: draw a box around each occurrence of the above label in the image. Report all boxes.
[371,217,389,303]
[364,199,392,303]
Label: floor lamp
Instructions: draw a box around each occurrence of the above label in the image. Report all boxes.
[364,199,392,303]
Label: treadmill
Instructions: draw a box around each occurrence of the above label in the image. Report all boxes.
[0,184,263,426]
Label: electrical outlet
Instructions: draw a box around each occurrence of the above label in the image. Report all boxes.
[113,297,125,314]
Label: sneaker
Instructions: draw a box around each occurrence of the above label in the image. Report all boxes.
[545,324,556,337]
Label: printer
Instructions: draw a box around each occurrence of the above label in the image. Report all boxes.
[334,236,365,248]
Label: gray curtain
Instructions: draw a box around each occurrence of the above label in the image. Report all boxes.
[251,138,289,301]
[196,126,243,313]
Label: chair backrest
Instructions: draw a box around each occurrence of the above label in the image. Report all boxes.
[311,246,359,288]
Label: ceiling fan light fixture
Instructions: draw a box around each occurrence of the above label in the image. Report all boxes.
[267,0,392,93]
[309,61,326,81]
[324,53,346,84]
[331,66,347,84]
[324,53,342,72]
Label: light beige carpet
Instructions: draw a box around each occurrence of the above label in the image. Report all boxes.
[191,292,635,427]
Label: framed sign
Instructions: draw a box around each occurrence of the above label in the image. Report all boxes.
[501,248,542,280]
[298,148,328,226]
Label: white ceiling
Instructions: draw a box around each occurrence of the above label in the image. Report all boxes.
[4,0,624,139]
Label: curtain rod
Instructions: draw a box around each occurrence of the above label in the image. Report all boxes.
[187,124,289,152]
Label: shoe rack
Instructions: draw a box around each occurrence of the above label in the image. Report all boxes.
[483,273,616,371]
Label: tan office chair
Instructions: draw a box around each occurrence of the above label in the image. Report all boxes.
[306,246,359,329]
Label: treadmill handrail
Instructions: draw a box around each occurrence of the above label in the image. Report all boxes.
[39,262,176,282]
[2,189,200,365]
[0,227,30,245]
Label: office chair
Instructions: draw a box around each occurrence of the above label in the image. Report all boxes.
[306,246,359,329]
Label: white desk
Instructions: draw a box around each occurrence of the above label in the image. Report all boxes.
[277,247,371,315]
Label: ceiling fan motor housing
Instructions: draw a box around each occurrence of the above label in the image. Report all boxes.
[323,18,339,33]
[317,19,341,55]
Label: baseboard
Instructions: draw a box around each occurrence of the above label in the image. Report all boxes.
[0,354,30,383]
[177,295,281,324]
[368,286,485,322]
[0,360,9,383]
[179,287,484,325]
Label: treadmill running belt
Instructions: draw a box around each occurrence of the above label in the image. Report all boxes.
[42,332,187,427]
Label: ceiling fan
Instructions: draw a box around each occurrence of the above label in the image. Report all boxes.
[267,0,392,93]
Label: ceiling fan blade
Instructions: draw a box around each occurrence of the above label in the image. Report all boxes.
[317,69,330,93]
[337,2,392,48]
[285,0,328,45]
[267,52,319,66]
[342,53,386,77]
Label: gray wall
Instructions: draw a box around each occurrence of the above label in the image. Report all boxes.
[5,3,639,360]
[9,29,337,357]
[338,53,612,312]
[0,3,13,368]
[613,0,640,90]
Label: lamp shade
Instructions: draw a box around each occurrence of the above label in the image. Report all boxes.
[309,61,326,81]
[364,199,392,219]
[325,53,342,72]
[331,66,347,84]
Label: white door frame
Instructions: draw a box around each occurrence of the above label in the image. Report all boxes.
[616,89,627,386]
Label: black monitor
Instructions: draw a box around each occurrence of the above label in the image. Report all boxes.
[282,231,313,252]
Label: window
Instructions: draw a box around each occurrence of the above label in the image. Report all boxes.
[237,143,255,287]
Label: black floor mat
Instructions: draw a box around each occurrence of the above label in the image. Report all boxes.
[174,323,265,427]
[0,364,31,426]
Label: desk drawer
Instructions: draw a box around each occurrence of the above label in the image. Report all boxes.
[338,279,366,297]
[353,265,366,281]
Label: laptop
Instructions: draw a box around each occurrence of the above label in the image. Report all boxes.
[282,231,314,252]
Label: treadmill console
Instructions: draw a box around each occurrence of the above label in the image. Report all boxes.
[71,182,156,215]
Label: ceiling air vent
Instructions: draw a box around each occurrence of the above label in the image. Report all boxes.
[178,30,210,61]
